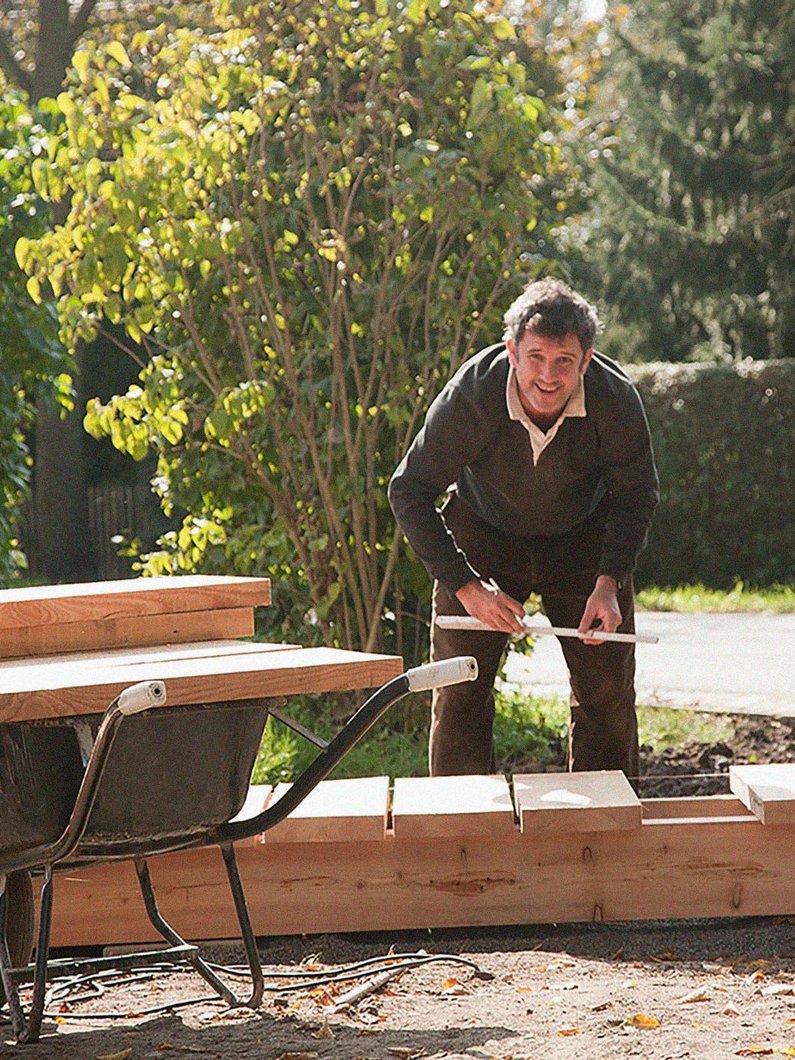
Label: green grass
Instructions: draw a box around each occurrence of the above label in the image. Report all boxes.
[252,688,735,784]
[636,581,794,613]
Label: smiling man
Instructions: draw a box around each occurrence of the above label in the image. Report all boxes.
[388,278,659,781]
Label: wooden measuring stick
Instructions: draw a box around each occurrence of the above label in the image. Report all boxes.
[435,615,658,644]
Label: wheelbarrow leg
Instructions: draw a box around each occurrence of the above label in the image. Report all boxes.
[0,888,27,1041]
[134,858,240,1007]
[219,842,264,1007]
[0,866,55,1044]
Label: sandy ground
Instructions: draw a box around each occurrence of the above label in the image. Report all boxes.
[5,917,795,1059]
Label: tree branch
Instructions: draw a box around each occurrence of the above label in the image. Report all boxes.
[0,27,32,95]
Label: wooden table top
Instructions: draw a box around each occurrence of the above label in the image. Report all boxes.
[0,640,404,723]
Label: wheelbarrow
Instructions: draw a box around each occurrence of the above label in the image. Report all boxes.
[0,656,477,1044]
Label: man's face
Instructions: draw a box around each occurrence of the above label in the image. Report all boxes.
[506,330,593,426]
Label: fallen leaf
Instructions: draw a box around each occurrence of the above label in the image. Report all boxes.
[780,1048,795,1057]
[760,984,794,996]
[591,1000,613,1012]
[157,1046,215,1055]
[652,951,680,961]
[678,988,710,1004]
[358,1010,383,1026]
[625,1013,661,1029]
[735,1049,775,1056]
[745,969,767,985]
[312,1018,334,1040]
[441,977,470,996]
[557,1026,581,1036]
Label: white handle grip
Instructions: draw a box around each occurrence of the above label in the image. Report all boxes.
[435,616,658,645]
[405,656,479,692]
[117,680,168,715]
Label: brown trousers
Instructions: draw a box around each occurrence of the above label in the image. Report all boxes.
[429,494,639,780]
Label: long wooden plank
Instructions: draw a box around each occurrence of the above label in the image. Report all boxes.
[0,607,256,660]
[0,638,297,673]
[260,777,390,844]
[46,811,795,946]
[729,763,795,825]
[514,771,642,834]
[392,775,515,838]
[0,647,403,721]
[641,795,751,820]
[0,575,271,631]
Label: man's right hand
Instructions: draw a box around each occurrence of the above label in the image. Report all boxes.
[455,579,526,634]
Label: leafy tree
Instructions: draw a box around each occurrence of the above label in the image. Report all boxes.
[571,0,794,362]
[0,91,75,581]
[0,1,219,582]
[22,0,584,656]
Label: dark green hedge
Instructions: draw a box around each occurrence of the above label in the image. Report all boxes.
[627,359,794,588]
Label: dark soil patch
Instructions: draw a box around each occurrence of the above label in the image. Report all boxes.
[506,713,795,798]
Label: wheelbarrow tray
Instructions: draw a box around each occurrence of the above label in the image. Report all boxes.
[0,700,268,862]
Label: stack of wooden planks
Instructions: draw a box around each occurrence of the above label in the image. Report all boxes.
[0,575,272,659]
[0,577,404,721]
[47,765,795,947]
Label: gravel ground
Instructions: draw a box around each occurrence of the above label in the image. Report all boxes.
[4,715,794,1059]
[7,917,795,1059]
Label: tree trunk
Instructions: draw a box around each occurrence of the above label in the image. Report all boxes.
[31,345,96,582]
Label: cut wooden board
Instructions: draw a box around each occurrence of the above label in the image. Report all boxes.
[0,647,403,722]
[259,777,390,844]
[514,771,642,834]
[0,575,271,631]
[729,764,795,825]
[392,775,515,838]
[641,795,751,821]
[46,806,795,946]
[0,607,256,660]
[0,638,297,674]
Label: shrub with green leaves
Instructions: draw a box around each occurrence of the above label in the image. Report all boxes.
[630,359,794,588]
[21,1,582,656]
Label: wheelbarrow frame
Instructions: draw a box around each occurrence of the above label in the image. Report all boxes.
[0,657,477,1044]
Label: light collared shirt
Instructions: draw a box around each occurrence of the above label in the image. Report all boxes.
[505,364,587,464]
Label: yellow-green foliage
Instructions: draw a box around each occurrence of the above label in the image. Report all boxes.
[19,1,586,658]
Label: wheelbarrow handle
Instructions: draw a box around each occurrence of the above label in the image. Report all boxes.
[117,680,167,714]
[406,656,478,692]
[435,616,658,645]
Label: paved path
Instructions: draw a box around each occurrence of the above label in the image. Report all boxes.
[502,612,795,719]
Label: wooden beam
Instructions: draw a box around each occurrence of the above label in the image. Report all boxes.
[0,607,256,660]
[0,575,271,631]
[1,638,297,673]
[641,795,750,820]
[391,775,515,839]
[514,771,642,834]
[260,777,390,844]
[0,647,404,721]
[46,810,795,947]
[730,764,795,825]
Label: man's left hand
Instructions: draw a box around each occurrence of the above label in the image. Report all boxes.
[578,575,622,645]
